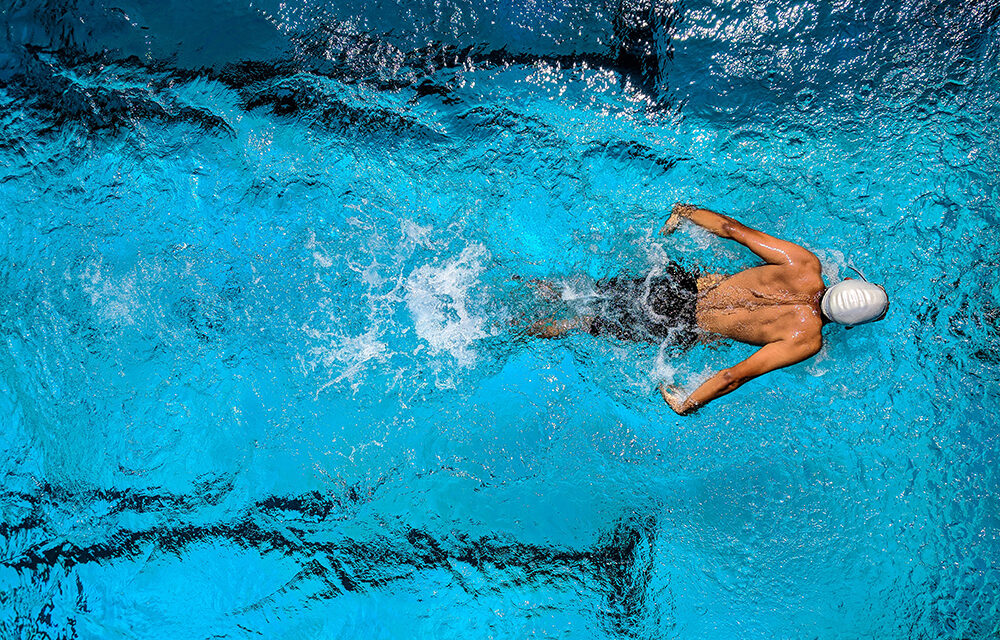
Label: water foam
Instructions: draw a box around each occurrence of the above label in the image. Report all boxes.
[405,244,489,367]
[651,341,680,386]
[304,326,389,395]
[814,248,846,283]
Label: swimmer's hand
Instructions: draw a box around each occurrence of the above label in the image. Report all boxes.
[659,383,693,416]
[659,203,697,235]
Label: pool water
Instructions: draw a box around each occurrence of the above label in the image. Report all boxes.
[1,0,998,637]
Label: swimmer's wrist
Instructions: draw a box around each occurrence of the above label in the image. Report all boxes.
[659,383,694,415]
[678,399,701,415]
[662,204,692,235]
[672,203,698,218]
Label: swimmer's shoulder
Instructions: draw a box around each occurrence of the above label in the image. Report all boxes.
[786,308,824,352]
[779,253,823,292]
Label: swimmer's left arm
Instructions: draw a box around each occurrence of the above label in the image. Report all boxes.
[660,203,818,268]
[659,338,821,415]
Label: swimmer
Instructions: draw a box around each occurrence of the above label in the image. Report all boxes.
[529,203,889,415]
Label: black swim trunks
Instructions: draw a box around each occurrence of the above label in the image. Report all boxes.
[588,262,700,346]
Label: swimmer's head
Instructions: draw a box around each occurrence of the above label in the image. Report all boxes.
[820,279,889,326]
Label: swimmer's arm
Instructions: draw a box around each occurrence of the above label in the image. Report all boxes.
[663,203,817,267]
[659,338,821,415]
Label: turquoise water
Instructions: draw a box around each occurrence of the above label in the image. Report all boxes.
[1,0,998,637]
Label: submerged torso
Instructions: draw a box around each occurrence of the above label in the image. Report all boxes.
[696,263,825,346]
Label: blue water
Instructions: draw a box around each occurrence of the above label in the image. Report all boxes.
[1,0,998,637]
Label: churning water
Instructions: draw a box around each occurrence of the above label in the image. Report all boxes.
[1,0,999,637]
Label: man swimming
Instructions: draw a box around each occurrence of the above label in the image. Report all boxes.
[529,203,889,415]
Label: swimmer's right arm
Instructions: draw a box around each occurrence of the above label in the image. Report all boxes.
[659,336,821,415]
[662,203,818,267]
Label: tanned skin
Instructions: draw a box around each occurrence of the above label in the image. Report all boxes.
[657,203,825,415]
[529,203,826,415]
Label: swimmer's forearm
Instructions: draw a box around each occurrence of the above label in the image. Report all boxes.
[665,342,814,415]
[665,369,746,415]
[673,204,740,239]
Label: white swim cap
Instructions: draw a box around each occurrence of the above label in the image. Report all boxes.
[820,279,888,325]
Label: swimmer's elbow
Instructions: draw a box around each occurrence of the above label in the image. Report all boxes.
[800,253,822,270]
[719,368,750,393]
[719,220,738,240]
[794,336,823,359]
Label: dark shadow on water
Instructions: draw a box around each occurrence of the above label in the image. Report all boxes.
[2,482,666,633]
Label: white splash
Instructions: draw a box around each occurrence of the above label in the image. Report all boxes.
[405,244,489,367]
[683,365,716,395]
[645,241,671,270]
[814,248,846,282]
[805,341,832,377]
[301,225,400,394]
[558,274,598,302]
[304,327,389,394]
[685,225,718,250]
[651,345,679,385]
[401,219,436,248]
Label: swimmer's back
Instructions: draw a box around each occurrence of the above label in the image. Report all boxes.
[696,262,824,347]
